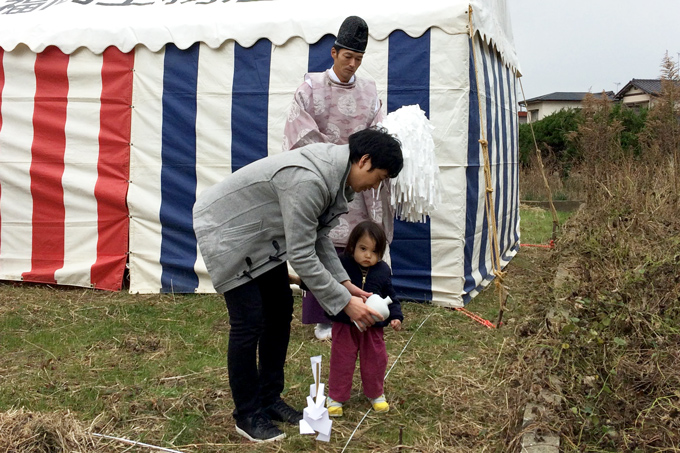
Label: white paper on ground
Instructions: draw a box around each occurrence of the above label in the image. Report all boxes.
[305,412,332,437]
[316,430,331,442]
[299,419,316,435]
[302,354,333,440]
[304,405,325,421]
[312,413,332,436]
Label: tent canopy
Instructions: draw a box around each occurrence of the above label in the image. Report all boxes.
[0,0,519,72]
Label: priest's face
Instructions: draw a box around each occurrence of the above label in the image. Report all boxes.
[331,47,364,83]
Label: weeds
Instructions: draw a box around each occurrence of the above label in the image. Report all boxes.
[507,86,680,451]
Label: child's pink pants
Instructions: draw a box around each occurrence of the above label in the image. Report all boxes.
[328,322,388,401]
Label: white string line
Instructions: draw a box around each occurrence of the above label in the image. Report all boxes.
[340,310,435,453]
[92,433,185,453]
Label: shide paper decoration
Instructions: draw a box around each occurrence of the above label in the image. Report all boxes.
[380,105,441,223]
[299,355,333,442]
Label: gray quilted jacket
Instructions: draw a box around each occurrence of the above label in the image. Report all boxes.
[193,143,354,315]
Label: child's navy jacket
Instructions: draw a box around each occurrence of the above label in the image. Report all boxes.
[325,254,404,328]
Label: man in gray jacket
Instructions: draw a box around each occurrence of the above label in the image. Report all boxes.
[193,127,402,442]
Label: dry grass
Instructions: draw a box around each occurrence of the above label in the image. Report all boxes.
[0,408,100,452]
[519,157,587,202]
[508,87,680,452]
[505,128,680,452]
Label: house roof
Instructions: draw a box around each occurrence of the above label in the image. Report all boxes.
[614,79,662,99]
[519,91,615,106]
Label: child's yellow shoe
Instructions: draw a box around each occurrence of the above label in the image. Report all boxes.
[326,397,343,417]
[370,395,389,413]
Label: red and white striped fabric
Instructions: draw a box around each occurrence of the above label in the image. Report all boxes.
[0,46,132,291]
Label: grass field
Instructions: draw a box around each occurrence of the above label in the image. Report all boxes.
[0,205,563,452]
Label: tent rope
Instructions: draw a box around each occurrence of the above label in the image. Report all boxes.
[455,307,497,329]
[521,239,555,249]
[518,78,560,242]
[468,6,508,328]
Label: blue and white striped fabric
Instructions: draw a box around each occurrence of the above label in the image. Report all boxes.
[127,29,520,307]
[463,34,521,304]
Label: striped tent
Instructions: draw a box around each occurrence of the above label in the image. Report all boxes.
[0,0,521,307]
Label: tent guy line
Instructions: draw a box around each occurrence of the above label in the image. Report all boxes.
[91,433,185,453]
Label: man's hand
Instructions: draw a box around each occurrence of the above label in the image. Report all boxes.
[341,280,372,299]
[343,296,383,332]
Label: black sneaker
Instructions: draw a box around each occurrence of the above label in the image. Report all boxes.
[235,413,285,442]
[264,399,303,424]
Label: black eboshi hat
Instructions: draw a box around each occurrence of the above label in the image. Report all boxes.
[334,16,369,53]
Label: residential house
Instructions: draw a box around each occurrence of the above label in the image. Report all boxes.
[614,79,662,109]
[519,91,614,123]
[518,110,528,124]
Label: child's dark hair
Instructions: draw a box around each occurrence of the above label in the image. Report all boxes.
[344,220,387,260]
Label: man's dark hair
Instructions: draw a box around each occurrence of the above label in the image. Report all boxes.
[348,127,403,178]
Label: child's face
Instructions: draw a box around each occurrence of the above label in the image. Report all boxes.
[353,233,380,268]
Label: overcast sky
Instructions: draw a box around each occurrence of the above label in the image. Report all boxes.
[507,1,680,102]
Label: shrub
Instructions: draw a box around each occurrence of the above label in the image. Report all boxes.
[518,109,581,169]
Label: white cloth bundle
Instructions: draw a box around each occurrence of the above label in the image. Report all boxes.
[379,105,441,223]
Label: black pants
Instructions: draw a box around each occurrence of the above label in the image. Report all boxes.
[223,262,294,422]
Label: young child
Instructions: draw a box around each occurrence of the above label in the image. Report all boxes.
[325,220,403,416]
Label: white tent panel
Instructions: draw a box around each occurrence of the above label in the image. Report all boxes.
[0,49,37,280]
[128,46,166,293]
[267,37,309,157]
[193,43,236,293]
[55,49,103,288]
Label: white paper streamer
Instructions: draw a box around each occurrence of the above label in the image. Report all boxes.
[379,105,441,223]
